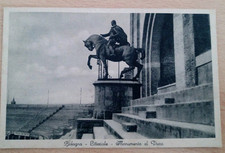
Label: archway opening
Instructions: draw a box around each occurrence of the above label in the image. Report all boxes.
[158,14,175,87]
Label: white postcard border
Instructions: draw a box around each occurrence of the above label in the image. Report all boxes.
[0,8,222,148]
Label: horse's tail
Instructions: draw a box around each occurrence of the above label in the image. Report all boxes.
[135,48,145,60]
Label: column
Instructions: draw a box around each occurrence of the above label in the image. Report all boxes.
[173,14,196,90]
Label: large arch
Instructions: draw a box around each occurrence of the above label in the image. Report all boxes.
[141,14,176,96]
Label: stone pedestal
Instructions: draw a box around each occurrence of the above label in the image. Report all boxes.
[93,79,141,119]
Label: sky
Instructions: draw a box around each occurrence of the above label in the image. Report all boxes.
[7,12,130,104]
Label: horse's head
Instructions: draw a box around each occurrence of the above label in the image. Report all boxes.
[83,40,94,51]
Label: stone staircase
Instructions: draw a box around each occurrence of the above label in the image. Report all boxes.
[112,113,214,138]
[87,83,215,139]
[122,100,214,126]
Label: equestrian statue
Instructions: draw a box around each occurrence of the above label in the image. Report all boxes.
[83,20,145,80]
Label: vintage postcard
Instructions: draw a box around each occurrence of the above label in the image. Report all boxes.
[0,8,222,148]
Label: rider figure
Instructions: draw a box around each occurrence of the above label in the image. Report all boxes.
[101,20,130,57]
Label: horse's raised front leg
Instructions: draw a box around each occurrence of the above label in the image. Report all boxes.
[87,55,98,70]
[101,57,108,79]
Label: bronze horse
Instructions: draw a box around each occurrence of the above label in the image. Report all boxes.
[83,34,145,80]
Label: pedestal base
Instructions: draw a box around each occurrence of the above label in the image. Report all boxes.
[93,79,141,119]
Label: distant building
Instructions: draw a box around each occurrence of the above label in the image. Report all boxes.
[11,98,16,104]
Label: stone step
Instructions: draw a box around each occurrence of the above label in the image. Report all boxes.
[121,122,137,132]
[122,105,156,115]
[138,111,157,119]
[104,134,117,139]
[93,127,116,139]
[122,100,214,125]
[113,113,215,138]
[104,120,147,139]
[130,83,213,106]
[164,98,175,104]
[81,134,93,139]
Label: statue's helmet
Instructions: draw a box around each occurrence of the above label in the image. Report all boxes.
[111,20,116,26]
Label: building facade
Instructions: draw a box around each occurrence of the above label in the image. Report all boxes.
[130,13,212,97]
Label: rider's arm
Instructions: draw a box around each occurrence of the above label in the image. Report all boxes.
[101,30,110,37]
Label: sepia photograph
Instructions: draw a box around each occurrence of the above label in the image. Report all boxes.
[0,8,221,148]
